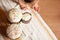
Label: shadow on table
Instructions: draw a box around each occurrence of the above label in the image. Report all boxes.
[0,8,10,38]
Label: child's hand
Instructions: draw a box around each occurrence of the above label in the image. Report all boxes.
[20,4,27,10]
[19,0,27,10]
[18,0,40,11]
[20,3,40,11]
[33,3,40,12]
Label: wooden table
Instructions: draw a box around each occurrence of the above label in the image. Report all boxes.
[39,0,60,40]
[0,0,60,40]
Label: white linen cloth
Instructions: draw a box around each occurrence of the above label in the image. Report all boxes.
[0,0,57,40]
[0,0,18,12]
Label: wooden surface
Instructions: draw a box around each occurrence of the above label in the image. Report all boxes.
[39,0,60,40]
[0,0,60,40]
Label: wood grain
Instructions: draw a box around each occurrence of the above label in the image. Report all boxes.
[39,0,60,40]
[0,0,60,40]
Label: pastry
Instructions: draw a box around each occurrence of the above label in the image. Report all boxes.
[22,12,32,23]
[7,24,22,39]
[8,8,22,23]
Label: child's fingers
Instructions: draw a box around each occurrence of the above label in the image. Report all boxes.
[18,0,27,10]
[33,5,40,12]
[20,5,29,10]
[20,5,26,9]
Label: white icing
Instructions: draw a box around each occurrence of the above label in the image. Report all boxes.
[22,13,31,21]
[7,24,22,39]
[8,8,22,23]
